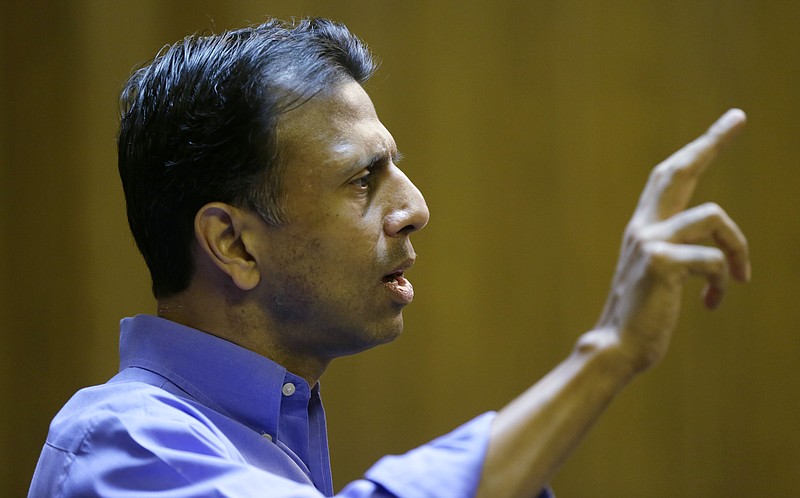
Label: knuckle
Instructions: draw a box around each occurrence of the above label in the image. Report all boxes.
[643,241,674,274]
[670,161,695,180]
[655,156,695,181]
[698,201,724,220]
[710,255,726,273]
[702,252,728,279]
[625,216,643,234]
[624,226,652,253]
[697,248,727,277]
[624,219,646,242]
[636,225,659,243]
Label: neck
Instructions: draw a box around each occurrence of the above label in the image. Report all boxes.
[157,290,331,387]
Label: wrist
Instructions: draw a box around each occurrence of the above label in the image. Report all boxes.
[573,329,640,387]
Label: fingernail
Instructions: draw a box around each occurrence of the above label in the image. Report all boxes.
[719,108,747,128]
[704,285,723,309]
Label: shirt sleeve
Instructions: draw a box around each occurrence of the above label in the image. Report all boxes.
[29,394,551,498]
[361,412,553,498]
[29,401,333,498]
[361,412,495,498]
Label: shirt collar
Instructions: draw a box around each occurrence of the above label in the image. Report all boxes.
[118,314,313,440]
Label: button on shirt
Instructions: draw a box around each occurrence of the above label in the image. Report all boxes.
[29,315,531,497]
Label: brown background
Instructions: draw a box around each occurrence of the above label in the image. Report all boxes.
[2,1,798,497]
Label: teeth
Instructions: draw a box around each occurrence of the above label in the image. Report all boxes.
[383,272,401,283]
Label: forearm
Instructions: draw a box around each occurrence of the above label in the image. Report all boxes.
[476,109,748,498]
[476,330,636,498]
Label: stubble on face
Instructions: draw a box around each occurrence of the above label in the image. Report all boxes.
[253,80,415,363]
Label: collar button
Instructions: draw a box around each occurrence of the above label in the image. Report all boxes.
[282,382,296,396]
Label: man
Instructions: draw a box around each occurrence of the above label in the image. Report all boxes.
[28,17,749,498]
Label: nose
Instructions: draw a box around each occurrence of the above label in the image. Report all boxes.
[383,166,430,238]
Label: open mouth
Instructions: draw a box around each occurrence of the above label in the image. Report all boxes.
[382,270,413,304]
[381,259,415,305]
[381,270,404,283]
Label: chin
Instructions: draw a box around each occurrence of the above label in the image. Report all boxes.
[336,318,404,357]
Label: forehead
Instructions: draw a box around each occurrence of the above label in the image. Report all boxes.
[276,80,395,175]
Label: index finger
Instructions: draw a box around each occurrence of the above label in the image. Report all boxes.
[634,108,747,224]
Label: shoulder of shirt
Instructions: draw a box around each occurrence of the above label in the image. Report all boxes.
[45,380,233,457]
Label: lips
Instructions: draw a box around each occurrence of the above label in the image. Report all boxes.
[382,258,415,305]
[381,270,404,283]
[381,257,415,282]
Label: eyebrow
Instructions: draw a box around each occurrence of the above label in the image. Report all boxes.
[357,149,404,171]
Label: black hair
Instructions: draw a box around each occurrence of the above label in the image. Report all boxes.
[118,18,377,298]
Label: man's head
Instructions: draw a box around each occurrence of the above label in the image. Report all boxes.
[118,18,429,376]
[118,18,376,299]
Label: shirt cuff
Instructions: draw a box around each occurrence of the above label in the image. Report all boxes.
[363,412,495,498]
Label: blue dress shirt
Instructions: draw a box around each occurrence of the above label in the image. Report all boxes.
[29,315,531,497]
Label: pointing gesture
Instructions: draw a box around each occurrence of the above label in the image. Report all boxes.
[595,108,750,373]
[635,108,747,222]
[477,110,751,498]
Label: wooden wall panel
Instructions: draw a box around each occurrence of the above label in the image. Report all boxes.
[2,1,797,496]
[3,2,94,496]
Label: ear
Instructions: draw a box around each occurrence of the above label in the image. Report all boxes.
[194,202,261,291]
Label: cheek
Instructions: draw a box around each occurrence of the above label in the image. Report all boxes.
[269,202,386,291]
[314,208,384,263]
[262,236,330,324]
[271,228,373,293]
[264,232,377,326]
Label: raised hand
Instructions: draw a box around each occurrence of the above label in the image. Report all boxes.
[594,109,750,373]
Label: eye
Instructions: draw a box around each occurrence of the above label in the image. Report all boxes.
[351,170,372,190]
